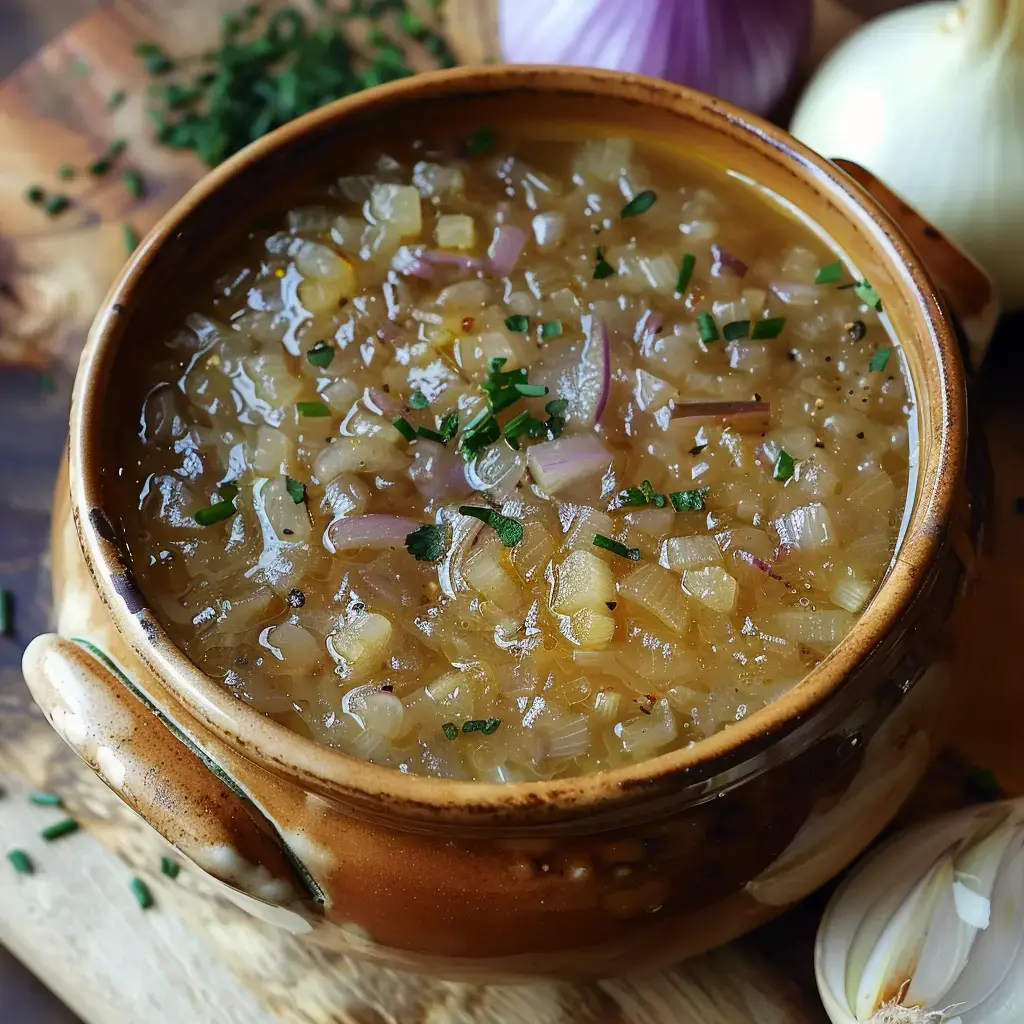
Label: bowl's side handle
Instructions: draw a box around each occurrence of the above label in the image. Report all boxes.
[22,633,317,922]
[834,158,999,370]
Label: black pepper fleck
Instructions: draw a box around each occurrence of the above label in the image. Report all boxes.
[112,302,125,314]
[282,528,294,536]
[844,320,867,343]
[286,589,305,608]
[605,601,617,611]
[856,432,865,439]
[815,439,825,449]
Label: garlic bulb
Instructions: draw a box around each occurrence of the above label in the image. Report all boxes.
[816,798,1024,1024]
[791,0,1024,310]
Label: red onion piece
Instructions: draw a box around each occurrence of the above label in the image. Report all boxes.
[672,400,770,432]
[408,440,473,503]
[497,0,813,116]
[527,434,613,496]
[711,244,748,278]
[466,442,527,502]
[326,515,423,554]
[634,309,663,344]
[362,386,404,419]
[392,247,435,280]
[488,224,528,276]
[572,313,611,426]
[422,250,485,272]
[735,549,785,582]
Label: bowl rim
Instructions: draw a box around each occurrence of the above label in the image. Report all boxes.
[69,64,965,824]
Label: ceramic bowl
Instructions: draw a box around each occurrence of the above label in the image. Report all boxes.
[23,66,992,980]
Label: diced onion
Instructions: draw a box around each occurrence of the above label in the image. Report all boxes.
[532,211,566,248]
[327,612,393,680]
[544,714,590,760]
[552,550,616,615]
[464,541,521,613]
[830,575,874,614]
[563,607,616,650]
[488,224,528,275]
[773,609,855,654]
[682,565,739,614]
[662,534,723,572]
[615,699,677,757]
[465,442,526,501]
[527,435,613,496]
[371,184,423,238]
[773,502,837,551]
[435,214,476,250]
[314,437,410,483]
[563,506,614,553]
[617,564,690,634]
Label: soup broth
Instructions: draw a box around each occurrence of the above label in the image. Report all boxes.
[119,129,912,782]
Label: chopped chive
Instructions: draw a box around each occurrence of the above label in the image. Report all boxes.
[669,488,709,512]
[41,818,79,842]
[853,280,883,312]
[751,317,786,340]
[44,194,70,216]
[194,500,237,526]
[465,127,496,156]
[122,223,140,255]
[540,320,563,340]
[400,9,427,39]
[503,410,536,440]
[405,523,448,562]
[439,410,459,441]
[122,169,145,199]
[108,89,127,110]
[29,791,62,807]
[285,476,306,504]
[306,340,334,368]
[504,314,529,332]
[621,189,657,218]
[0,589,11,636]
[481,717,501,735]
[218,482,238,501]
[88,156,112,177]
[619,487,650,507]
[458,505,524,548]
[545,399,568,417]
[593,534,641,561]
[409,390,429,409]
[442,722,459,741]
[416,426,447,443]
[676,252,696,295]
[296,400,331,417]
[815,261,843,284]
[461,413,501,457]
[514,383,548,398]
[393,416,417,442]
[130,876,154,909]
[160,856,180,878]
[593,247,615,280]
[869,347,892,372]
[773,449,795,482]
[134,42,175,75]
[57,164,75,180]
[109,137,127,156]
[723,320,750,342]
[7,850,33,875]
[696,312,719,343]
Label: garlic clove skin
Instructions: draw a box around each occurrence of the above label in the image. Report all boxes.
[791,0,1024,313]
[816,799,1024,1024]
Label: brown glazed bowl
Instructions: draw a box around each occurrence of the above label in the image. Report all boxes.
[23,66,992,980]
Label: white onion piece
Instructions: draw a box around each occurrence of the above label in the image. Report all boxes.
[774,502,837,552]
[545,714,590,760]
[409,440,473,503]
[672,400,771,432]
[488,224,528,275]
[466,442,526,501]
[438,509,484,599]
[527,434,613,496]
[571,313,610,426]
[771,281,820,306]
[953,881,992,930]
[325,515,422,554]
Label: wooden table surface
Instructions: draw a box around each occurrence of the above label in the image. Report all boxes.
[0,1,984,1023]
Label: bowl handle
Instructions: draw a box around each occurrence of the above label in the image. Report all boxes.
[834,159,999,370]
[22,633,319,928]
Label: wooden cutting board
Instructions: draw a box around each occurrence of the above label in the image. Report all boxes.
[0,2,1019,1022]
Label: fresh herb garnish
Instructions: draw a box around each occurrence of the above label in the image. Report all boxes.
[57,164,75,180]
[439,410,459,442]
[134,42,175,75]
[217,482,238,501]
[88,154,113,177]
[696,312,719,343]
[442,722,459,741]
[593,534,642,561]
[393,416,417,442]
[130,877,155,910]
[7,850,33,875]
[458,505,524,548]
[28,791,62,807]
[869,347,892,372]
[723,320,750,342]
[41,818,80,842]
[503,409,544,443]
[409,390,429,409]
[296,400,331,417]
[195,499,237,526]
[669,488,709,512]
[593,247,615,280]
[773,450,795,482]
[466,127,496,156]
[416,425,447,443]
[306,340,334,368]
[122,169,145,199]
[460,413,501,458]
[108,89,127,110]
[853,280,883,312]
[285,476,306,504]
[621,189,657,218]
[44,194,70,217]
[514,382,548,398]
[160,856,180,879]
[676,252,696,296]
[815,261,843,284]
[540,320,563,340]
[504,314,529,333]
[463,718,501,735]
[751,317,786,340]
[25,185,45,205]
[405,523,448,562]
[620,480,667,508]
[544,398,568,438]
[122,223,140,255]
[481,357,529,414]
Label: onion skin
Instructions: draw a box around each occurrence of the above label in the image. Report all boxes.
[671,400,771,432]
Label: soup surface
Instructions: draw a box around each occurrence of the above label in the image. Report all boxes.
[120,130,912,782]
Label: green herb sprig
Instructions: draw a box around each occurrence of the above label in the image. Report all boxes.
[458,505,524,548]
[405,523,447,562]
[593,534,641,561]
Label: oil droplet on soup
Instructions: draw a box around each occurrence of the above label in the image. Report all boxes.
[118,132,912,782]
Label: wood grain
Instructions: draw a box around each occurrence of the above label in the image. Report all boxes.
[0,1,1017,1023]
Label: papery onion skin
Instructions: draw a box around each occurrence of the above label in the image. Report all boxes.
[498,0,814,116]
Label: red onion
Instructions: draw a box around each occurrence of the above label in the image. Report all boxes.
[498,0,813,117]
[734,549,785,582]
[393,247,484,281]
[363,386,404,419]
[408,440,473,503]
[487,224,528,276]
[526,434,613,496]
[326,515,423,554]
[634,309,663,344]
[573,314,611,425]
[672,400,770,432]
[392,246,435,280]
[711,244,749,278]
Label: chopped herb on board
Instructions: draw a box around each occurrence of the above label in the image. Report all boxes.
[130,876,155,909]
[815,261,843,284]
[405,523,447,562]
[458,505,524,548]
[41,818,79,842]
[869,347,892,373]
[773,450,796,482]
[621,189,657,218]
[676,252,696,295]
[593,534,641,561]
[161,856,180,878]
[7,850,33,875]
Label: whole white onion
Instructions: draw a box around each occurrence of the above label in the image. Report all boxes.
[498,0,814,116]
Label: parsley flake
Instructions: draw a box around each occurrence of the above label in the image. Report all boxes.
[773,450,795,482]
[504,314,529,332]
[621,190,657,218]
[593,534,641,561]
[815,261,843,284]
[669,488,709,512]
[405,523,448,562]
[306,341,334,368]
[869,347,892,373]
[541,320,563,340]
[458,505,524,548]
[285,476,306,504]
[593,247,615,280]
